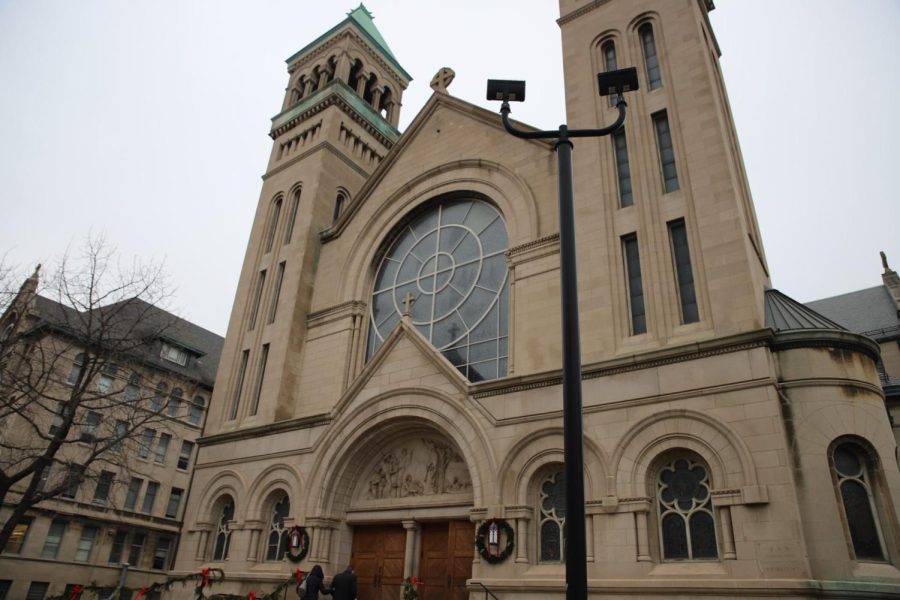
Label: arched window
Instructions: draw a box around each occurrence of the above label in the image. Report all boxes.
[601,40,618,107]
[265,495,291,561]
[366,196,509,382]
[213,499,235,561]
[284,188,301,245]
[379,87,393,118]
[265,197,283,253]
[831,443,887,561]
[657,455,717,560]
[348,59,364,93]
[332,191,346,223]
[189,395,205,425]
[151,382,167,413]
[538,469,566,563]
[639,23,662,90]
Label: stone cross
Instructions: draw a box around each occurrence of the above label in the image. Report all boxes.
[402,292,416,317]
[430,67,456,94]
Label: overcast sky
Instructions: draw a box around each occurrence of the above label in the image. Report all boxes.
[1,1,898,336]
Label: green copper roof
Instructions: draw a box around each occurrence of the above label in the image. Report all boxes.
[286,4,411,82]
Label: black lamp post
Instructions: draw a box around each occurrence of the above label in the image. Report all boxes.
[486,67,639,600]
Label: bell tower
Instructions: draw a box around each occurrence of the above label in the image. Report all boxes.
[206,4,410,433]
[557,0,770,360]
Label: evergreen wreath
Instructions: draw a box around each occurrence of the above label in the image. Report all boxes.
[474,518,515,564]
[284,527,310,564]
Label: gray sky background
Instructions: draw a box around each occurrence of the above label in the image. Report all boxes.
[1,1,898,336]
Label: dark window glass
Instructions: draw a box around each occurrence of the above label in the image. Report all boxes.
[177,441,194,470]
[229,350,250,420]
[653,111,679,192]
[602,41,619,107]
[834,445,885,561]
[152,536,171,570]
[622,234,646,335]
[40,519,67,559]
[0,580,11,600]
[125,478,143,510]
[189,396,205,425]
[128,533,146,567]
[640,23,662,89]
[249,344,269,416]
[4,516,33,554]
[74,525,97,562]
[284,189,300,244]
[539,470,566,563]
[141,481,159,514]
[613,130,633,207]
[167,387,183,418]
[165,488,183,519]
[25,582,49,600]
[66,353,84,385]
[266,496,291,561]
[265,198,282,253]
[658,456,717,560]
[668,219,699,323]
[213,501,234,561]
[268,261,286,324]
[93,471,114,504]
[333,192,346,223]
[109,530,127,564]
[80,411,101,443]
[248,270,267,331]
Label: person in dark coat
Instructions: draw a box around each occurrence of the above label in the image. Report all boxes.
[330,565,357,600]
[303,565,332,600]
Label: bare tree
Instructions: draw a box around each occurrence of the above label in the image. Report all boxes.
[0,237,198,551]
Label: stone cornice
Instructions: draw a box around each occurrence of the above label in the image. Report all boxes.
[307,300,367,329]
[556,0,613,26]
[198,412,332,447]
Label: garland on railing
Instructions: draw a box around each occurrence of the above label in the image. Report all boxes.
[475,518,515,564]
[46,568,226,600]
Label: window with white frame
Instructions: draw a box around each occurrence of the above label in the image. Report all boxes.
[160,342,189,366]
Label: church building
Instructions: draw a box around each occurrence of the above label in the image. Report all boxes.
[174,2,900,598]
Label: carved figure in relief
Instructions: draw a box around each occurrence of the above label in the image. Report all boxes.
[363,437,471,500]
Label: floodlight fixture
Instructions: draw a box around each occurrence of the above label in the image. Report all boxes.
[596,67,639,97]
[486,79,526,102]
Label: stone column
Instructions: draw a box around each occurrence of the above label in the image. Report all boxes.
[515,517,529,563]
[335,52,352,82]
[304,78,315,97]
[585,515,595,563]
[719,507,736,559]
[246,529,261,562]
[402,521,418,578]
[371,88,383,111]
[356,74,368,97]
[195,529,210,560]
[635,512,651,562]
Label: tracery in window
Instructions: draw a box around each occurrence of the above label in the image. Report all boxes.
[657,456,717,560]
[832,443,887,561]
[367,196,509,382]
[213,499,234,561]
[539,470,566,563]
[265,495,291,561]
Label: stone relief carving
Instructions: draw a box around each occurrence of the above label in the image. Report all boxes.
[364,437,471,500]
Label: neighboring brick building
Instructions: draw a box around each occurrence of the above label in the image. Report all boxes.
[171,2,900,598]
[0,268,223,599]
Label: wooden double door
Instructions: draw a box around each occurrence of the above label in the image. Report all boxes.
[351,521,473,600]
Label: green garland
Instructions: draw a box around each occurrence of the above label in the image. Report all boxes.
[284,527,310,564]
[402,576,422,600]
[475,518,515,564]
[46,568,225,600]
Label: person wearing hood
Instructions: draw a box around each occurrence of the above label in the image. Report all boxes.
[330,565,357,600]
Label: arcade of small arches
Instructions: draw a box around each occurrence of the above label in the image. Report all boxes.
[189,409,895,568]
[287,51,400,126]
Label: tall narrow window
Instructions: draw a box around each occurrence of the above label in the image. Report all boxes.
[612,129,633,207]
[154,433,171,464]
[167,387,183,418]
[66,353,84,385]
[93,471,114,504]
[248,270,267,331]
[151,382,167,412]
[124,373,141,401]
[74,525,98,562]
[229,350,250,420]
[189,395,205,426]
[266,495,291,561]
[657,455,717,560]
[108,530,127,564]
[332,191,346,223]
[138,429,155,459]
[40,519,67,559]
[124,477,143,510]
[284,189,300,244]
[128,533,146,566]
[622,234,646,335]
[653,111,679,192]
[268,262,285,324]
[25,582,48,600]
[249,344,269,416]
[61,467,80,499]
[831,443,887,561]
[165,488,183,519]
[640,23,662,89]
[4,517,32,554]
[177,441,194,470]
[141,481,159,514]
[80,411,101,443]
[152,536,172,570]
[538,470,566,563]
[112,419,128,451]
[265,197,282,253]
[602,40,618,107]
[48,401,65,435]
[213,501,235,561]
[668,219,699,324]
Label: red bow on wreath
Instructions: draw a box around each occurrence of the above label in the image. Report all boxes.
[68,585,82,600]
[200,568,211,588]
[133,588,148,600]
[295,569,304,584]
[249,593,257,600]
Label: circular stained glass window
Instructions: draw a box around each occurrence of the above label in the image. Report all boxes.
[366,197,509,382]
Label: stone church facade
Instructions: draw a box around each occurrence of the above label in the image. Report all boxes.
[173,1,900,598]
